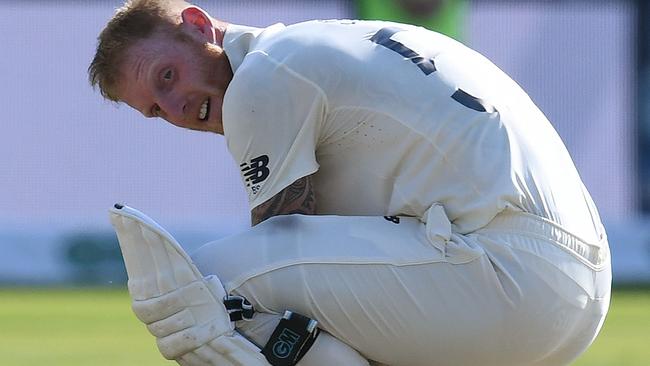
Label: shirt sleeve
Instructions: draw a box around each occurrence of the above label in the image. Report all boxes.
[222,52,326,210]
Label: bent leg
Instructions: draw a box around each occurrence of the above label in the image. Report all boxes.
[192,213,606,366]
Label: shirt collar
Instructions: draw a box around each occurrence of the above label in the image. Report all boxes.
[222,23,285,73]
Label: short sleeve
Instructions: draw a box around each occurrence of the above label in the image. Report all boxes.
[222,52,326,209]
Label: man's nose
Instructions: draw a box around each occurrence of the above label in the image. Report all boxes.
[158,96,187,124]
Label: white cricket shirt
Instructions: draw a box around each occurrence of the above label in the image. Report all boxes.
[222,20,602,239]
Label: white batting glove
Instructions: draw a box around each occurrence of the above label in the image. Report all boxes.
[110,204,269,366]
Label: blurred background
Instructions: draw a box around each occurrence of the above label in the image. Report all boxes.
[0,0,648,365]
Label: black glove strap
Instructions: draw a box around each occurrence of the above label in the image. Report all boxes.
[261,310,320,366]
[223,295,255,321]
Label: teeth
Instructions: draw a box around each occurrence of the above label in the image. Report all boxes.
[199,99,209,120]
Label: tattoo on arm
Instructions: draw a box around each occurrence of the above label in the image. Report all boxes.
[251,174,316,226]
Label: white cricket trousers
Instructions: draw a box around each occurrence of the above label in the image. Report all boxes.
[191,208,611,366]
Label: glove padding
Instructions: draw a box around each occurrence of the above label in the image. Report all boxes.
[132,275,233,359]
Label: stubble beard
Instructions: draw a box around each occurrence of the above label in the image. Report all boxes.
[200,43,232,94]
[194,42,232,134]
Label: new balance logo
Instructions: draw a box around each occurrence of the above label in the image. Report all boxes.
[240,155,270,194]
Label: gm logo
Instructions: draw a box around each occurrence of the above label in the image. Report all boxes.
[240,155,270,194]
[272,328,301,359]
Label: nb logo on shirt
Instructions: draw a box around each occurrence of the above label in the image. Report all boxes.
[241,155,270,194]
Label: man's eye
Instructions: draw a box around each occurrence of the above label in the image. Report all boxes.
[163,69,173,81]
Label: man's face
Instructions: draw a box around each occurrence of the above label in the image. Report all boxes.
[116,31,232,134]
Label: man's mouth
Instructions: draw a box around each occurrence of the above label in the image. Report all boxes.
[199,98,211,121]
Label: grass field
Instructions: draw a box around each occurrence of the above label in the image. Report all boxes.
[1,288,648,365]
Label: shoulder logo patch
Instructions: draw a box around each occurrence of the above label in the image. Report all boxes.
[240,155,270,194]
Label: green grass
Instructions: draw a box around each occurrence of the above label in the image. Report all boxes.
[0,288,648,365]
[0,288,164,366]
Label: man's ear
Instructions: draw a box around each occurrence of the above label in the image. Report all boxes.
[180,6,215,43]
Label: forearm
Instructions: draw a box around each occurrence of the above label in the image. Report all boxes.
[251,174,316,226]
